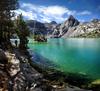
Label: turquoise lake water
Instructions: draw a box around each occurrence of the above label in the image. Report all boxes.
[28,38,100,79]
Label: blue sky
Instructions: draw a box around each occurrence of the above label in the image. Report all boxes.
[16,0,100,23]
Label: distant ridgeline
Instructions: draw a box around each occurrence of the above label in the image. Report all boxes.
[27,15,100,38]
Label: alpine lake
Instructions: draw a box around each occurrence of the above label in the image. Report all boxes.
[28,38,100,79]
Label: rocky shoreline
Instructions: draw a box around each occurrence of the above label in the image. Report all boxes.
[0,48,100,91]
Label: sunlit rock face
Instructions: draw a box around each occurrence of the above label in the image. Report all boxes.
[60,15,79,35]
[61,18,100,37]
[0,50,20,90]
[6,53,20,76]
[48,16,100,38]
[51,15,80,38]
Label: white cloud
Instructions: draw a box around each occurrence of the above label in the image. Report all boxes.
[15,9,37,20]
[77,10,92,15]
[15,3,76,23]
[15,3,92,23]
[21,3,73,16]
[42,6,69,16]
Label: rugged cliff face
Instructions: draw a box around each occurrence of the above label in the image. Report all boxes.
[59,15,80,36]
[26,16,100,38]
[51,16,100,38]
[63,19,100,37]
[51,15,80,38]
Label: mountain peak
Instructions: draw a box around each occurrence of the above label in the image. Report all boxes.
[91,19,100,23]
[64,15,80,27]
[50,21,57,24]
[68,15,76,21]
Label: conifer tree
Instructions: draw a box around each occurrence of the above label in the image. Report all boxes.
[0,0,19,49]
[15,14,30,49]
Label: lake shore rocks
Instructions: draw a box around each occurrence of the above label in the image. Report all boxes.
[88,79,100,91]
[0,48,99,91]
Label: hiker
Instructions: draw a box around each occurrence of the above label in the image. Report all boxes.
[15,40,18,47]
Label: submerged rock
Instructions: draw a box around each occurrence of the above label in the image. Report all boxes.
[91,79,100,85]
[89,79,100,91]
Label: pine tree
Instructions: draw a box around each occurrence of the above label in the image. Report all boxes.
[0,0,19,49]
[15,14,30,49]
